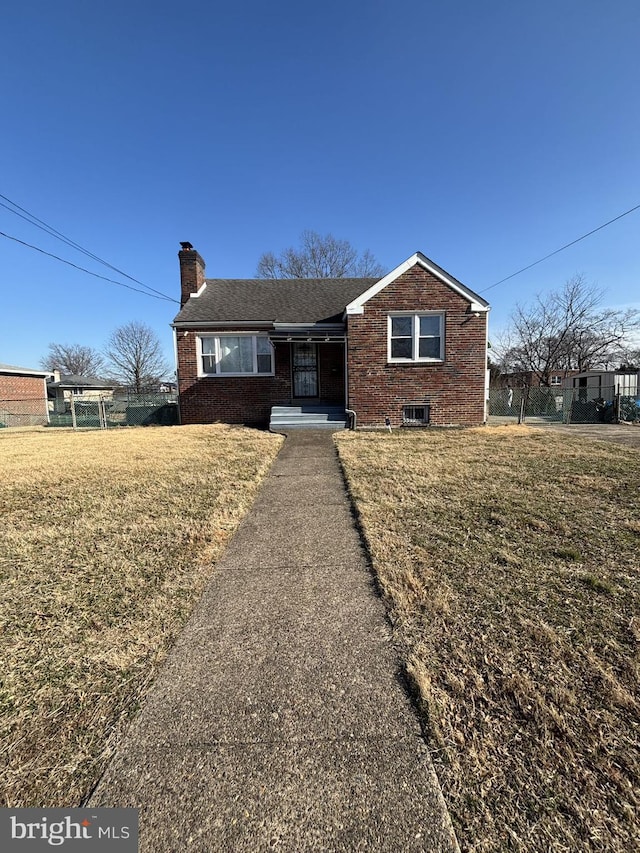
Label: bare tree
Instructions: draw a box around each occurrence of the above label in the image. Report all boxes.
[40,343,105,376]
[256,230,385,278]
[105,321,169,392]
[499,275,640,385]
[614,345,640,370]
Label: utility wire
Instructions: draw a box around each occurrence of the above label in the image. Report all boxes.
[0,230,179,303]
[480,202,640,294]
[0,198,108,266]
[0,192,176,303]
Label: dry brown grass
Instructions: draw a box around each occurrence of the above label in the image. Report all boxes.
[0,425,282,807]
[336,425,640,852]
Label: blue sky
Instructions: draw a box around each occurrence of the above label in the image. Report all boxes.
[1,0,639,372]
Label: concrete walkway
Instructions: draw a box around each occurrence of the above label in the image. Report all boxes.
[90,431,458,852]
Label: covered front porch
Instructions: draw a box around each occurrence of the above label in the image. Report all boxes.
[269,325,348,429]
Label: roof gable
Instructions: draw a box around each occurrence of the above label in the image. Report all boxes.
[345,253,489,315]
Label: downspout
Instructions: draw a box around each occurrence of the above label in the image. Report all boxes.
[484,309,490,423]
[172,325,182,425]
[43,376,50,424]
[343,328,357,429]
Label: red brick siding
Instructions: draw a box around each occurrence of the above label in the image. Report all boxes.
[177,335,349,424]
[177,333,292,426]
[178,249,206,307]
[347,265,487,427]
[0,374,49,426]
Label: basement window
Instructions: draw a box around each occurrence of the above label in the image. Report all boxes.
[199,335,274,376]
[403,405,430,425]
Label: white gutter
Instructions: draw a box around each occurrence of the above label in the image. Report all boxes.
[171,321,273,330]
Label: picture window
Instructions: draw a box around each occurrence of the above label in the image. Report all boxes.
[199,335,274,376]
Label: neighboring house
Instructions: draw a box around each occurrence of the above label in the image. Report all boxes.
[492,369,581,388]
[0,363,52,427]
[47,372,115,414]
[173,243,490,429]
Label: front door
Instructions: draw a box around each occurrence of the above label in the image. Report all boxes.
[292,342,318,397]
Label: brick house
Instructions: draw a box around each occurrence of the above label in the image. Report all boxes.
[0,363,52,427]
[173,244,490,429]
[492,369,581,389]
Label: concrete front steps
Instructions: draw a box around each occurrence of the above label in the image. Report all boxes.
[270,405,348,431]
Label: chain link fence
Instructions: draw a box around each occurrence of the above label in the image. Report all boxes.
[50,390,179,429]
[0,408,49,428]
[489,384,640,425]
[6,385,639,430]
[1,391,178,430]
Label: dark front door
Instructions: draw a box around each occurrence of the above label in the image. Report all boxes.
[292,342,318,397]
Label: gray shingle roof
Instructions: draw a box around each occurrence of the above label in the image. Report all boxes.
[173,278,379,325]
[47,374,114,389]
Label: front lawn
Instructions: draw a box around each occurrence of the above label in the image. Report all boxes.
[336,426,639,852]
[0,425,282,807]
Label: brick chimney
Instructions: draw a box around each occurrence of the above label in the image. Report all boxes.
[178,242,206,307]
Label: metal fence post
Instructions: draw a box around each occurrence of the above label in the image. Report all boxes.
[70,394,77,430]
[518,387,527,424]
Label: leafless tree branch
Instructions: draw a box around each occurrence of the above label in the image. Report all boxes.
[40,343,105,377]
[105,321,169,392]
[256,230,385,279]
[501,275,640,384]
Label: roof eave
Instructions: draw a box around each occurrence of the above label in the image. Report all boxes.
[172,320,275,330]
[272,322,345,330]
[0,366,53,378]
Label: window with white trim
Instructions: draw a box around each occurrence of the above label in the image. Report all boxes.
[388,313,444,362]
[550,375,562,386]
[199,335,274,376]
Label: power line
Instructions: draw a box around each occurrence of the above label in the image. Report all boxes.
[0,192,174,301]
[480,202,640,294]
[0,230,179,303]
[0,198,107,265]
[0,192,176,303]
